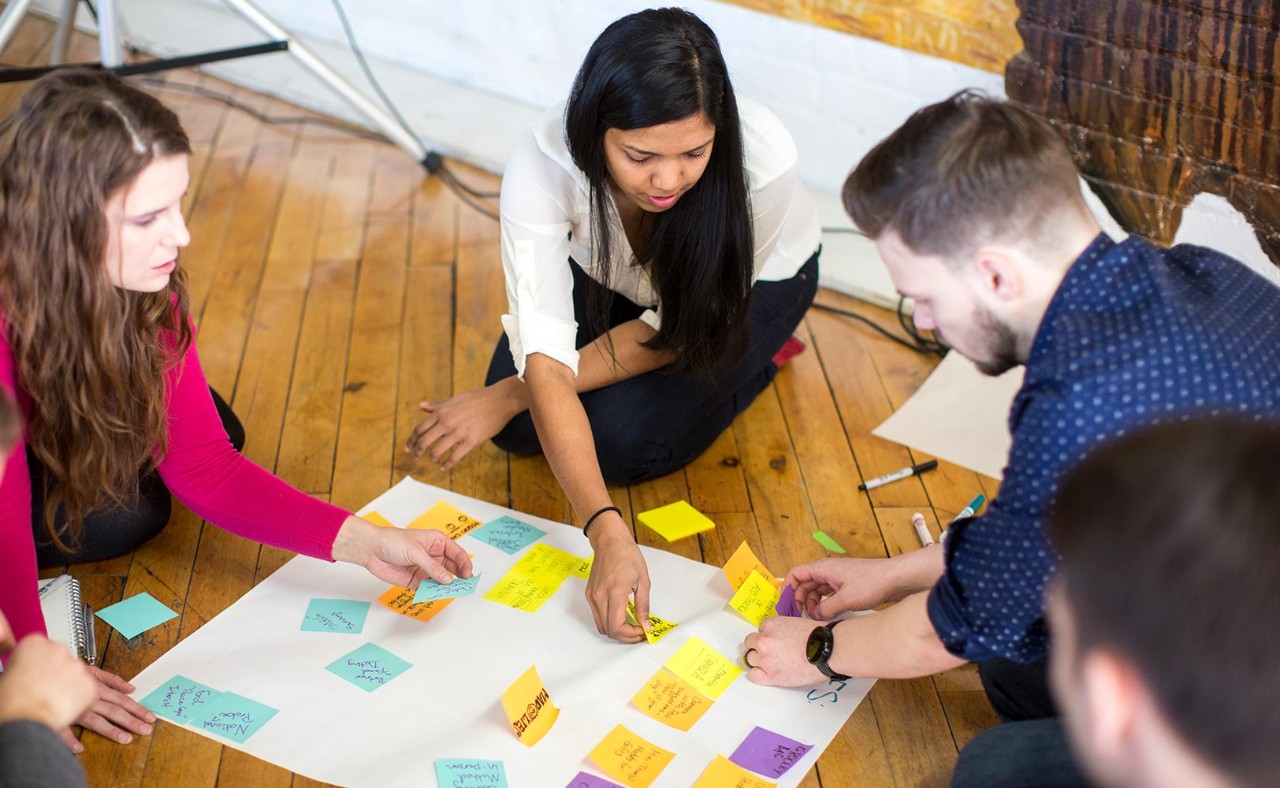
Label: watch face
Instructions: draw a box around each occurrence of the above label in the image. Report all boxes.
[805,626,828,663]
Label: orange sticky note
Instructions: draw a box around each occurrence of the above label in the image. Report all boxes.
[362,511,396,528]
[631,668,712,731]
[409,500,483,540]
[377,585,452,622]
[665,636,742,699]
[500,666,558,746]
[692,755,777,788]
[587,724,675,788]
[728,570,781,626]
[722,541,779,591]
[636,500,715,542]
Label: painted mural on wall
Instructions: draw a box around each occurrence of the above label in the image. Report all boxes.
[722,0,1022,72]
[1007,0,1280,269]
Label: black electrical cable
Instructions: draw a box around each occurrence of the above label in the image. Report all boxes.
[810,299,948,357]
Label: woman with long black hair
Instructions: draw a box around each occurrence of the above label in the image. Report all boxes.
[407,8,820,641]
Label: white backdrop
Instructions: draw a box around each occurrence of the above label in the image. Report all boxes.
[129,478,874,787]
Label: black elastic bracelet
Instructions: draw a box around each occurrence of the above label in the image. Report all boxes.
[583,505,622,539]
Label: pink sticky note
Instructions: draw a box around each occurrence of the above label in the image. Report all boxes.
[775,585,801,617]
[730,726,812,779]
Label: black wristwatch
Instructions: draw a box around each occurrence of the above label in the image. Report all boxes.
[806,620,851,681]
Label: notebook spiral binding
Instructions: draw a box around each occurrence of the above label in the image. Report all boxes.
[66,579,94,665]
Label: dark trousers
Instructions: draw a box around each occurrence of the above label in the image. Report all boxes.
[485,252,819,485]
[32,388,244,567]
[951,658,1092,787]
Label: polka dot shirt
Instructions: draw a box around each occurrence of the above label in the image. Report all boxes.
[927,233,1280,663]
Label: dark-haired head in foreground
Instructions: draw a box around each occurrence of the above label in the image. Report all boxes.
[1049,418,1280,788]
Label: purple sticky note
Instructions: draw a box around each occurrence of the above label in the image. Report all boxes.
[564,773,623,788]
[775,584,801,617]
[730,726,813,779]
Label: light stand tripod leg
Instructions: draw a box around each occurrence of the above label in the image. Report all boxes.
[220,0,427,163]
[51,0,76,65]
[0,0,40,57]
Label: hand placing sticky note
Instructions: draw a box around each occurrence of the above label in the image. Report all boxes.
[722,541,778,592]
[409,499,483,540]
[300,598,371,634]
[693,755,777,787]
[190,692,278,743]
[636,500,715,542]
[469,515,546,554]
[587,724,675,788]
[631,668,712,731]
[140,675,221,724]
[665,637,742,699]
[96,592,178,639]
[500,665,558,746]
[775,584,802,618]
[625,600,679,644]
[728,570,781,626]
[412,572,482,604]
[326,643,412,692]
[730,726,813,779]
[436,759,508,788]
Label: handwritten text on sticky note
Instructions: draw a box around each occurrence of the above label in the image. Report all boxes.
[435,759,508,788]
[300,598,371,634]
[692,755,777,787]
[413,573,482,604]
[378,585,453,622]
[665,637,742,699]
[588,724,675,788]
[140,675,220,724]
[500,665,559,746]
[730,726,812,779]
[325,642,412,692]
[729,570,781,626]
[722,541,777,592]
[631,668,711,731]
[409,500,483,540]
[469,515,546,554]
[190,692,278,744]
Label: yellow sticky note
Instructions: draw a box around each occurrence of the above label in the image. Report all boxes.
[363,511,396,528]
[728,570,781,626]
[722,541,779,591]
[377,585,452,622]
[665,636,742,699]
[514,543,583,582]
[692,755,777,788]
[569,555,593,579]
[500,665,558,746]
[483,569,563,613]
[587,724,675,788]
[625,600,680,644]
[636,500,715,542]
[631,668,712,731]
[408,500,483,540]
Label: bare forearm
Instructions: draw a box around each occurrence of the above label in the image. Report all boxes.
[830,592,965,679]
[883,544,947,601]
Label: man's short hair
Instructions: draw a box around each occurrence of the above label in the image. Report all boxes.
[1050,418,1280,786]
[842,91,1085,257]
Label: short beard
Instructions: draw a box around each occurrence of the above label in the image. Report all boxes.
[971,305,1022,377]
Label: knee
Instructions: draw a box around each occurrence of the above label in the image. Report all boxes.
[591,421,675,486]
[491,413,541,457]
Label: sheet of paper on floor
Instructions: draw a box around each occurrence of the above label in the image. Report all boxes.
[872,351,1022,480]
[128,478,873,787]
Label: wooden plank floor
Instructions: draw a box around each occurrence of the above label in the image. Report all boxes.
[5,16,999,787]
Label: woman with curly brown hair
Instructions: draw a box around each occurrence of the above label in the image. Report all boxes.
[0,68,471,749]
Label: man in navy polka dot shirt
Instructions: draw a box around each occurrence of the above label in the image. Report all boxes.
[740,92,1280,784]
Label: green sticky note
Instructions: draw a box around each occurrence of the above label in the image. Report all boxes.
[435,759,508,787]
[190,691,278,743]
[300,598,371,634]
[139,675,221,724]
[326,642,412,692]
[470,516,546,554]
[96,592,178,639]
[812,530,847,554]
[637,500,715,542]
[412,572,482,604]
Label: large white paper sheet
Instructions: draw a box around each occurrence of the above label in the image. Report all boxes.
[130,479,873,787]
[873,352,1022,479]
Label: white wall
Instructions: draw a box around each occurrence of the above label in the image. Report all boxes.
[31,0,1278,294]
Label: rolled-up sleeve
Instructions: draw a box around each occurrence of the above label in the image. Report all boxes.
[498,130,581,378]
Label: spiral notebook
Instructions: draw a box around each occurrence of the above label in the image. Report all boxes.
[36,574,96,665]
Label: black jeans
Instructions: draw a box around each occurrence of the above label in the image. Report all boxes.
[32,387,244,567]
[951,658,1092,787]
[485,252,820,485]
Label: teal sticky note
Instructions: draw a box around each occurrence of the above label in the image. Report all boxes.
[139,675,221,724]
[469,515,546,555]
[96,592,178,639]
[326,642,412,692]
[300,598,371,634]
[436,759,508,788]
[412,572,482,604]
[190,691,278,743]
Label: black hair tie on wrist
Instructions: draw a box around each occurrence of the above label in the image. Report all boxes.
[583,505,622,539]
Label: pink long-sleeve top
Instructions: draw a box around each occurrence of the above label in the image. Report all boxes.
[0,316,352,641]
